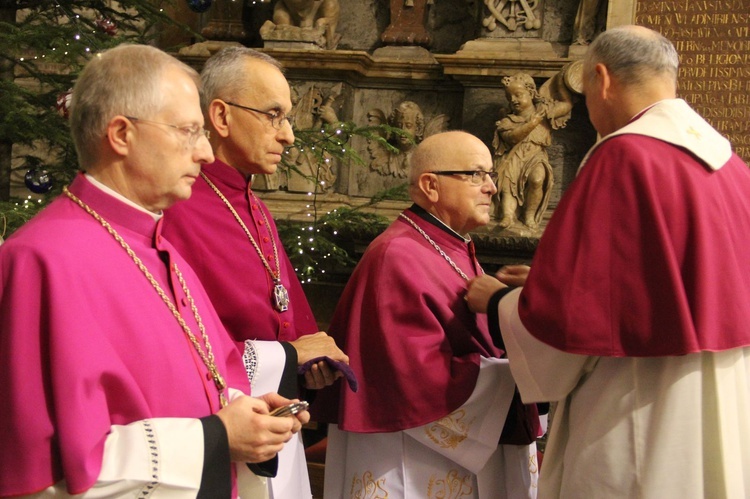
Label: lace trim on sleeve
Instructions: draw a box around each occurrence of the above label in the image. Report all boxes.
[242,339,259,388]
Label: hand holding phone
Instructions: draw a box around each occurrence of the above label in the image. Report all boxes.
[269,401,309,417]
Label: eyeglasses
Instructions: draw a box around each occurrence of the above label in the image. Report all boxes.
[430,170,499,186]
[126,116,210,147]
[224,101,294,130]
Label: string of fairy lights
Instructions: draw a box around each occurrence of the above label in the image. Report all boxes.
[6,2,136,236]
[278,120,401,283]
[281,123,353,282]
[6,4,398,276]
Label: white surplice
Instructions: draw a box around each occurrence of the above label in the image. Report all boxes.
[19,389,269,498]
[498,288,750,499]
[251,341,311,499]
[324,357,539,498]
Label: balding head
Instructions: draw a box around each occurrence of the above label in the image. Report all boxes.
[408,131,497,235]
[409,131,487,186]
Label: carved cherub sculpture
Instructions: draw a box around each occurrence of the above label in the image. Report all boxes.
[286,84,341,193]
[253,84,340,192]
[493,69,576,230]
[271,0,341,49]
[367,100,448,178]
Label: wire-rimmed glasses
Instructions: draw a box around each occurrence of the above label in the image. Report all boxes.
[125,116,210,147]
[429,170,499,186]
[224,101,294,130]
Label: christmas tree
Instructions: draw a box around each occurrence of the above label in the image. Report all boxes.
[0,0,194,237]
[276,119,410,282]
[0,1,409,281]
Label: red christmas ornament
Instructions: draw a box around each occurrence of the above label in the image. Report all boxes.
[96,16,118,36]
[56,89,73,119]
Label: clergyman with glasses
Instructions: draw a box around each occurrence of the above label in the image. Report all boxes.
[162,46,349,499]
[311,131,540,499]
[0,44,309,497]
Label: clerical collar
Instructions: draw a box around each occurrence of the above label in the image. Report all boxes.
[203,160,251,192]
[85,173,163,221]
[409,204,471,243]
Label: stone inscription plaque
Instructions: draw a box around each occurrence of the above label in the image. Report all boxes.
[635,1,750,163]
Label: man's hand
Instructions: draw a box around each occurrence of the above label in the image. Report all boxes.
[495,264,530,287]
[465,275,506,313]
[216,393,309,463]
[289,332,349,389]
[260,392,310,429]
[290,332,348,364]
[302,360,339,389]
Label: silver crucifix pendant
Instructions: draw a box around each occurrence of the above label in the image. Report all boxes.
[273,281,290,312]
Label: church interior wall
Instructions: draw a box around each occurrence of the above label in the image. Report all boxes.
[173,2,750,490]
[173,0,750,318]
[171,0,624,298]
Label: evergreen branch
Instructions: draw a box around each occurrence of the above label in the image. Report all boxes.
[0,198,46,238]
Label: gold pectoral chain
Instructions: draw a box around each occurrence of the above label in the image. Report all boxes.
[399,213,484,281]
[63,186,228,408]
[200,172,289,312]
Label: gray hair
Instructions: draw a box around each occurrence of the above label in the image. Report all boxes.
[200,47,282,112]
[69,44,199,170]
[584,25,679,88]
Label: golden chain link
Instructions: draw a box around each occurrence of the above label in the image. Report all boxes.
[63,186,228,408]
[200,172,281,282]
[398,213,484,281]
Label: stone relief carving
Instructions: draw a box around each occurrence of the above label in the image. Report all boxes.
[493,64,580,231]
[572,0,607,45]
[288,84,341,193]
[381,0,434,47]
[198,0,248,42]
[482,0,542,32]
[260,0,341,49]
[365,100,449,179]
[253,84,341,193]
